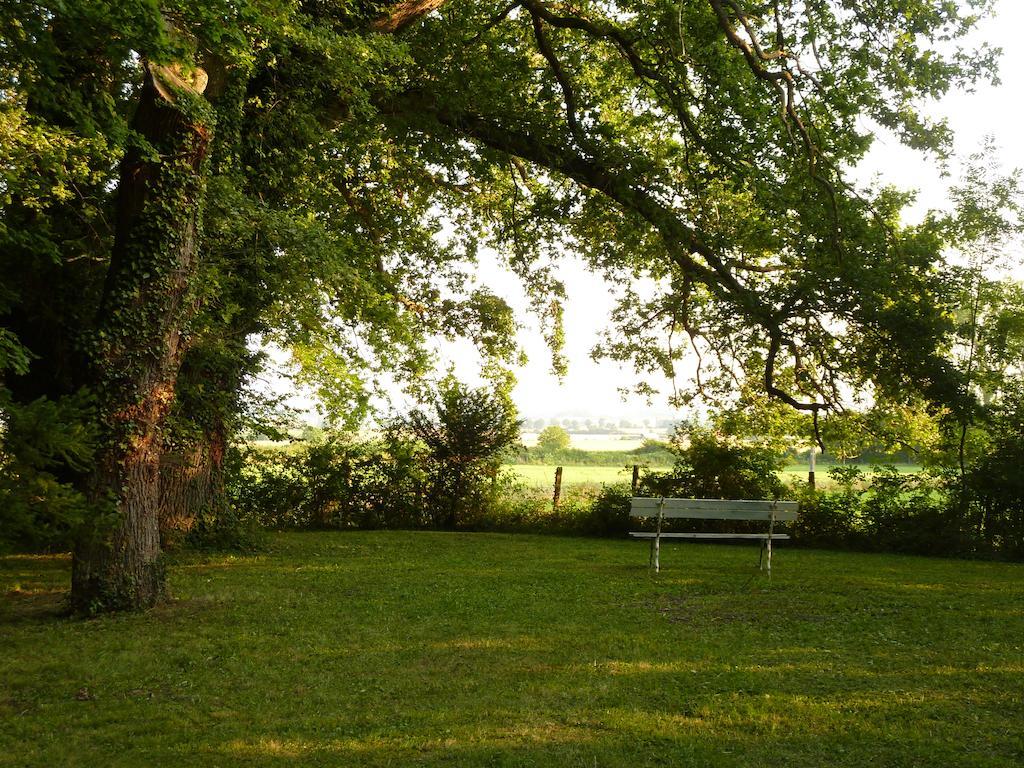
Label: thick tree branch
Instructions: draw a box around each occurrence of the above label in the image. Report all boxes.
[380,94,834,413]
[372,0,447,33]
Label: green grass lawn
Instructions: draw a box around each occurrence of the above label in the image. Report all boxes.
[3,532,1022,767]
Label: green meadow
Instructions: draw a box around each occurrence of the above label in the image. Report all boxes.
[507,463,922,491]
[3,532,1021,767]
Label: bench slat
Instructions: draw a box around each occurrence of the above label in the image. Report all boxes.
[636,509,797,521]
[628,532,790,540]
[630,497,798,521]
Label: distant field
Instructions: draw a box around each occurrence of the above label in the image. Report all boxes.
[507,463,664,488]
[781,463,922,489]
[520,433,660,452]
[509,462,923,490]
[783,463,922,474]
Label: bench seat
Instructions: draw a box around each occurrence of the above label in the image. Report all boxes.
[630,496,799,574]
[628,532,791,540]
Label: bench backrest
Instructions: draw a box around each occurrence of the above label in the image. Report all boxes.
[630,497,799,522]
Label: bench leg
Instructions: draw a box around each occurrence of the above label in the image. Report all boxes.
[652,500,663,574]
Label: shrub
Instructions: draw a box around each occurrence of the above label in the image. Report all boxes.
[184,502,266,553]
[641,427,787,500]
[792,465,978,557]
[401,380,521,529]
[229,445,310,529]
[227,437,430,532]
[0,390,98,553]
[961,389,1024,557]
[583,484,633,536]
[792,482,859,549]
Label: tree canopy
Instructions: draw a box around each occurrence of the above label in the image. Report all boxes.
[374,0,1011,427]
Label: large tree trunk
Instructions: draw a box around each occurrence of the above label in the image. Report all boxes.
[70,63,212,614]
[66,2,449,613]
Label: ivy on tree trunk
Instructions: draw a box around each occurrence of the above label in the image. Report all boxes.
[70,63,213,613]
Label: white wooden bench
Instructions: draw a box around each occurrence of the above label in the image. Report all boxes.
[629,497,799,574]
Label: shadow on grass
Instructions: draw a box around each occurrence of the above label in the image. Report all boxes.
[0,587,66,625]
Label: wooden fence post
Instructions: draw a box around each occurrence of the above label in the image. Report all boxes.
[808,447,816,489]
[631,464,639,495]
[552,466,563,510]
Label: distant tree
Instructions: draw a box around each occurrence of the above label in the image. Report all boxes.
[403,380,521,529]
[537,425,571,452]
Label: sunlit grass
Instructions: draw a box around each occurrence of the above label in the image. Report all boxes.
[506,463,658,487]
[508,463,922,490]
[2,532,1022,766]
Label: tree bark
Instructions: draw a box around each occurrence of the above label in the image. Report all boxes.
[70,63,212,613]
[158,426,227,548]
[156,331,251,546]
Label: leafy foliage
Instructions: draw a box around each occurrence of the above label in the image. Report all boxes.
[228,437,430,532]
[0,391,99,553]
[642,427,786,501]
[960,386,1024,557]
[402,380,522,528]
[536,425,571,452]
[383,0,1008,421]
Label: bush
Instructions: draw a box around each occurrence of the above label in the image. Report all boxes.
[401,381,521,529]
[961,390,1024,557]
[859,466,945,554]
[184,508,266,553]
[227,437,431,531]
[641,427,787,501]
[0,390,98,553]
[229,445,310,529]
[792,465,980,557]
[583,484,633,536]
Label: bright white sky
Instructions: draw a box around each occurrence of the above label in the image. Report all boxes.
[277,1,1024,426]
